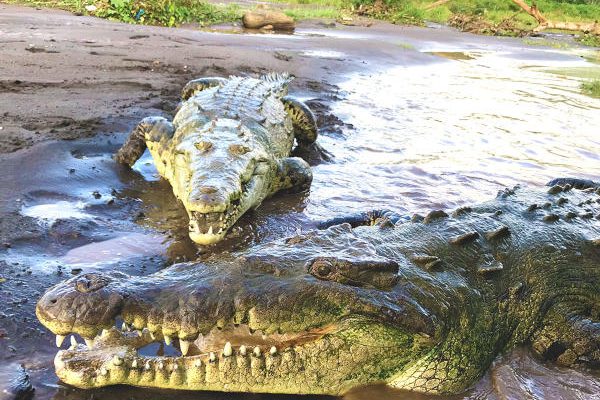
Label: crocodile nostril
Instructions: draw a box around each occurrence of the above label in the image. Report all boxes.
[50,298,57,304]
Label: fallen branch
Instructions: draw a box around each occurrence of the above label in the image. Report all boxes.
[510,0,600,34]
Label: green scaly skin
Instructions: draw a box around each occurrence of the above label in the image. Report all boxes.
[36,182,600,395]
[115,73,320,245]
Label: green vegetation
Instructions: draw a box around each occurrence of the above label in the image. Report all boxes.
[581,79,600,97]
[8,0,600,40]
[8,0,241,27]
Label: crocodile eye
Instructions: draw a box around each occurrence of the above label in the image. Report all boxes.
[309,258,334,279]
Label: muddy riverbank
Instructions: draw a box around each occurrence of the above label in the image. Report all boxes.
[1,4,600,400]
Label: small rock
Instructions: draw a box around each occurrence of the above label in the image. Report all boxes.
[92,191,101,199]
[70,268,82,275]
[242,10,295,31]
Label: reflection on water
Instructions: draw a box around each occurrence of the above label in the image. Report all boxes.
[307,50,600,221]
[62,232,168,265]
[21,201,91,222]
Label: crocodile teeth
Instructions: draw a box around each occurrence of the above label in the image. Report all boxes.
[145,361,151,370]
[112,355,123,366]
[131,359,138,368]
[164,335,172,346]
[209,352,216,362]
[180,340,190,356]
[223,342,233,357]
[55,335,66,347]
[100,367,108,376]
[101,329,109,337]
[208,226,213,235]
[84,338,94,349]
[158,361,164,370]
[239,345,247,356]
[270,346,277,355]
[149,331,156,340]
[69,336,78,348]
[253,347,261,357]
[121,322,129,331]
[194,360,202,367]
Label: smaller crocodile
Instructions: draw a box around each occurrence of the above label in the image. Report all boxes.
[115,73,322,244]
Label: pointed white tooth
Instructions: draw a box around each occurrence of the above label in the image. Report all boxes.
[145,361,151,370]
[270,346,277,355]
[149,331,156,340]
[194,359,202,367]
[70,336,78,348]
[158,361,164,370]
[132,359,138,368]
[164,335,172,346]
[56,335,66,347]
[100,367,108,376]
[223,342,232,357]
[112,355,123,366]
[101,329,109,337]
[173,363,178,371]
[209,352,216,362]
[180,340,190,356]
[239,345,247,356]
[208,226,213,235]
[85,338,94,349]
[136,330,142,337]
[253,347,261,357]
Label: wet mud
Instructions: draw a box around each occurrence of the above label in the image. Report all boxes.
[1,3,600,400]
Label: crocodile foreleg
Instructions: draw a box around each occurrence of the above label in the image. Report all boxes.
[114,116,174,167]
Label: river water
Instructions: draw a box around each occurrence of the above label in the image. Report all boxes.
[1,19,600,400]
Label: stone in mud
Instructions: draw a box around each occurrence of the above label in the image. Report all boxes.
[242,11,295,31]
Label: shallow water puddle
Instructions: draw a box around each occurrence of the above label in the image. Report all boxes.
[21,200,91,222]
[62,232,168,265]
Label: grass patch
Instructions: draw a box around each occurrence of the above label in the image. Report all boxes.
[581,79,600,97]
[522,38,572,48]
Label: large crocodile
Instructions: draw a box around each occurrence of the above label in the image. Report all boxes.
[115,73,322,245]
[36,180,600,395]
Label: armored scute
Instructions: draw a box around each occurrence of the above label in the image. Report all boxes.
[37,179,600,395]
[115,74,321,244]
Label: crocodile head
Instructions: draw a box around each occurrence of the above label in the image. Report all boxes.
[157,118,278,245]
[36,224,446,395]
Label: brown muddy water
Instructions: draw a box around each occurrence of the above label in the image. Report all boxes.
[1,13,600,400]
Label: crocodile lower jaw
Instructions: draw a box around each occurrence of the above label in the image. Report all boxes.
[52,323,343,393]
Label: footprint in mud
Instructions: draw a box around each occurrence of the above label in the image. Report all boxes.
[129,34,150,40]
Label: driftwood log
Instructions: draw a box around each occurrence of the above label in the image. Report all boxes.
[242,11,295,31]
[510,0,600,34]
[425,0,599,35]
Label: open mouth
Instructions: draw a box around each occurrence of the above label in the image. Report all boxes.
[55,320,336,358]
[51,318,343,391]
[187,176,259,244]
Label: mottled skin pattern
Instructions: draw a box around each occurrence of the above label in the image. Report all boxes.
[115,74,320,244]
[36,182,600,395]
